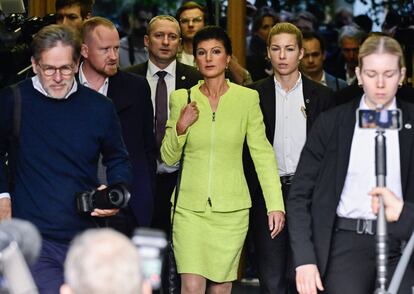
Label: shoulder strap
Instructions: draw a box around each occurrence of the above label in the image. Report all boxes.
[187,88,191,104]
[170,89,191,243]
[8,84,22,190]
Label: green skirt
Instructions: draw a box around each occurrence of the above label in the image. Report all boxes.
[172,205,249,282]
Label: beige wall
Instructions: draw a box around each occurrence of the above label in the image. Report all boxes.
[28,0,56,17]
[227,0,246,67]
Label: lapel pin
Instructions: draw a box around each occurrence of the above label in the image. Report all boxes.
[181,76,186,80]
[305,99,310,104]
[405,123,412,129]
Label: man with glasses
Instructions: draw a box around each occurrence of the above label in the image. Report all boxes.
[175,1,206,67]
[0,24,131,293]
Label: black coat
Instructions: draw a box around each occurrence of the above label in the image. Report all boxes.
[287,97,414,276]
[106,70,156,227]
[244,75,335,200]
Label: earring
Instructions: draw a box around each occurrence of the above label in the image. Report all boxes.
[399,82,403,88]
[225,63,229,70]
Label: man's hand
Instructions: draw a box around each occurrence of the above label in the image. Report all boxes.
[90,184,119,217]
[0,198,12,221]
[268,210,285,239]
[91,208,119,217]
[369,187,403,222]
[296,264,324,294]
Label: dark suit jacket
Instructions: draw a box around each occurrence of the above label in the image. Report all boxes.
[244,75,335,200]
[107,70,156,227]
[287,97,414,276]
[395,202,414,240]
[76,70,156,227]
[324,49,346,81]
[125,60,202,90]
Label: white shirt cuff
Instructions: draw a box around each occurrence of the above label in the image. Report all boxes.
[0,193,11,199]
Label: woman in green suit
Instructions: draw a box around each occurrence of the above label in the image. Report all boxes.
[161,26,284,294]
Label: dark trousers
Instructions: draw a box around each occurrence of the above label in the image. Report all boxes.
[30,238,69,294]
[151,171,178,234]
[323,229,377,294]
[151,171,178,294]
[250,199,288,293]
[107,206,138,237]
[250,182,294,294]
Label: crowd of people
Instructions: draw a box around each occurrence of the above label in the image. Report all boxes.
[0,0,414,294]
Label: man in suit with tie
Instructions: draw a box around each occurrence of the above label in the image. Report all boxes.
[244,22,334,294]
[125,15,202,234]
[79,17,156,234]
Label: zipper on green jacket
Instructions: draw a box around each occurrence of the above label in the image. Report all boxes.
[207,111,216,207]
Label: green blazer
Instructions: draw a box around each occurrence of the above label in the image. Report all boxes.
[161,80,284,213]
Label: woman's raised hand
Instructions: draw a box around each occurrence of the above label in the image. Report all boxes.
[176,101,199,135]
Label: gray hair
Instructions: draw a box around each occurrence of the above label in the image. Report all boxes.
[31,24,81,63]
[64,229,143,294]
[338,25,366,47]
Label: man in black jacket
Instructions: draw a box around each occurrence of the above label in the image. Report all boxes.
[79,17,156,234]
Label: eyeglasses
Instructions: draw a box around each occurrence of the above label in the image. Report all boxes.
[179,16,203,25]
[37,63,75,76]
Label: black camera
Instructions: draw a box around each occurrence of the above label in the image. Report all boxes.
[76,184,131,213]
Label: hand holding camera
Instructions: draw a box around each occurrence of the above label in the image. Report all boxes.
[76,183,131,216]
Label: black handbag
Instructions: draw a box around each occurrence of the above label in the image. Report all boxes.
[168,89,191,294]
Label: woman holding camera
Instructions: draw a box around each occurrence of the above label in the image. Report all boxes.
[287,35,414,294]
[161,26,284,294]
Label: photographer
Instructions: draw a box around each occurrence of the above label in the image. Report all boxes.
[0,24,132,293]
[61,228,151,294]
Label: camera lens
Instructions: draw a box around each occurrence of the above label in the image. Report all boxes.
[108,189,124,206]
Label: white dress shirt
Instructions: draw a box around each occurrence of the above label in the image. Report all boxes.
[337,96,402,219]
[78,63,109,96]
[273,74,307,176]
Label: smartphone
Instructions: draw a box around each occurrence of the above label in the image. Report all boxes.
[357,108,402,130]
[132,228,168,290]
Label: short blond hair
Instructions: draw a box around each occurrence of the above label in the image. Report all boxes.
[81,16,116,42]
[147,15,181,36]
[267,22,303,48]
